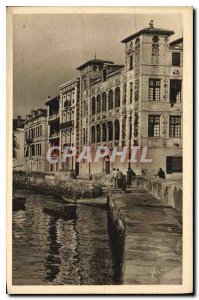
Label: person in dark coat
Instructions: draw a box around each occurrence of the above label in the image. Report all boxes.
[157,168,166,179]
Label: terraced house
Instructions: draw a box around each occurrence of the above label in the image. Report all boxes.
[21,21,183,178]
[24,108,48,172]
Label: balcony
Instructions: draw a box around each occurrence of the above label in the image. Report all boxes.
[60,120,74,130]
[63,100,72,109]
[49,112,59,122]
[49,132,60,140]
[25,138,33,145]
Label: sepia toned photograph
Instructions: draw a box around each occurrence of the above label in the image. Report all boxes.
[7,6,193,294]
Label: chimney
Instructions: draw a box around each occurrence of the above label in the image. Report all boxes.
[149,20,154,28]
[17,115,21,127]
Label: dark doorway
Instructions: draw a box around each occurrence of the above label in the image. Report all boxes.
[105,160,110,174]
[75,162,79,175]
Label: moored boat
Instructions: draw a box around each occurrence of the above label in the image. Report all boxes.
[43,199,76,219]
[62,196,107,208]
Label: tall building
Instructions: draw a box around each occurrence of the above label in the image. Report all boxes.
[45,96,60,172]
[13,116,25,170]
[76,21,183,177]
[20,22,182,178]
[24,108,48,172]
[59,78,80,174]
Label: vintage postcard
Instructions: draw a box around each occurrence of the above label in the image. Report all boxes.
[7,6,193,294]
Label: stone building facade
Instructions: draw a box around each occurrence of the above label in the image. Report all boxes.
[13,116,25,170]
[45,96,60,172]
[24,108,48,172]
[18,22,183,178]
[76,22,183,176]
[59,78,80,174]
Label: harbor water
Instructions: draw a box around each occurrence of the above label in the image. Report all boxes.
[12,191,120,285]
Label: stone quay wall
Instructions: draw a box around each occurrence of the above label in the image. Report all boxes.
[131,176,183,213]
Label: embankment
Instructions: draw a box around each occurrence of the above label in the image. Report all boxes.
[108,188,182,284]
[13,172,103,199]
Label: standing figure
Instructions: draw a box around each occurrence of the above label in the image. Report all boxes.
[157,168,166,179]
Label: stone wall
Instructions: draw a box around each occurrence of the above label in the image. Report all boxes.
[131,176,183,213]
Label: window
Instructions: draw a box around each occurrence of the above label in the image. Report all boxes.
[166,156,182,173]
[32,145,35,156]
[169,116,181,138]
[103,70,107,82]
[102,93,107,112]
[172,52,181,66]
[129,55,133,70]
[96,125,101,143]
[114,120,120,140]
[148,115,160,137]
[108,90,113,110]
[91,126,95,143]
[83,128,86,144]
[115,87,120,108]
[91,97,95,115]
[152,36,159,43]
[170,80,182,103]
[102,123,107,142]
[149,79,160,101]
[96,95,101,113]
[108,121,113,141]
[130,82,133,103]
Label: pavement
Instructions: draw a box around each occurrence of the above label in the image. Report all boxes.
[109,188,182,285]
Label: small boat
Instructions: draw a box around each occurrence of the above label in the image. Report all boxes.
[62,196,107,208]
[13,196,26,211]
[43,200,76,219]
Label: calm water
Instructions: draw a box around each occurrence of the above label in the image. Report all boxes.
[12,191,117,285]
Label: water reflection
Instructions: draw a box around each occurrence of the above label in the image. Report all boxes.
[12,191,116,285]
[44,217,61,282]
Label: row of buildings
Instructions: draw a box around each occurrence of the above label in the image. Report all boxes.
[13,21,183,178]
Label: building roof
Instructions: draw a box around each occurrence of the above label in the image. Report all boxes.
[76,59,114,71]
[121,26,174,43]
[59,78,79,89]
[23,108,47,124]
[45,95,60,105]
[13,117,25,131]
[169,37,183,46]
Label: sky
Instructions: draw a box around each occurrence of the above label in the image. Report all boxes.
[13,12,183,118]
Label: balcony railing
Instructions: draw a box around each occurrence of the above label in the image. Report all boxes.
[25,138,33,145]
[49,113,59,121]
[49,132,59,140]
[60,120,74,130]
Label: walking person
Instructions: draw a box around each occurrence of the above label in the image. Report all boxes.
[112,168,118,188]
[117,168,123,189]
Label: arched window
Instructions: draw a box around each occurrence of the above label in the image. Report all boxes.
[108,121,113,141]
[108,90,113,110]
[114,120,120,140]
[91,126,95,143]
[102,93,107,112]
[96,95,101,113]
[96,124,101,143]
[91,97,95,115]
[102,123,107,142]
[115,87,120,108]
